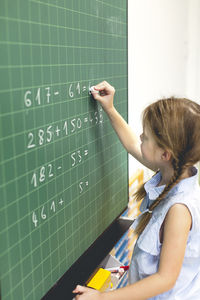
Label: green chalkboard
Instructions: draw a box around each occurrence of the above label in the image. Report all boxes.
[0,0,128,299]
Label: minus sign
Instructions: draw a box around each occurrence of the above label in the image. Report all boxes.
[57,166,62,170]
[54,91,59,95]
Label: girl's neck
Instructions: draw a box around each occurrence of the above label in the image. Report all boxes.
[158,166,192,187]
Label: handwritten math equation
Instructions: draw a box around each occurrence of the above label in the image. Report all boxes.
[27,110,103,149]
[24,82,94,108]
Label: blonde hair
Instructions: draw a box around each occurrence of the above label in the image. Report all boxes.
[135,97,200,235]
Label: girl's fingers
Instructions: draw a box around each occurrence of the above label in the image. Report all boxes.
[90,81,115,112]
[72,285,90,294]
[91,82,115,100]
[94,81,115,93]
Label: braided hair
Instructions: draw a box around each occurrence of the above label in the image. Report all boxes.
[134,97,200,236]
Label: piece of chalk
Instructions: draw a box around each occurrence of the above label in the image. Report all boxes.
[89,86,99,93]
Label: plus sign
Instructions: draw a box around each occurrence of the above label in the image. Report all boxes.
[55,126,61,136]
[59,198,64,205]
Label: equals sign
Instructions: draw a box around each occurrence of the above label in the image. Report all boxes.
[84,117,88,123]
[54,91,59,96]
[82,86,86,92]
[84,150,88,156]
[85,181,89,186]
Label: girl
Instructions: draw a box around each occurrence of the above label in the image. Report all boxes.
[73,81,200,299]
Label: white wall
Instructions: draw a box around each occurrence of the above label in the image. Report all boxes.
[128,0,200,177]
[186,0,200,103]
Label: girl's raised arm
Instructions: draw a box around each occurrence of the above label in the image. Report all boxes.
[91,81,155,171]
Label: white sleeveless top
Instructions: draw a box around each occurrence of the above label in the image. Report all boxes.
[129,167,200,299]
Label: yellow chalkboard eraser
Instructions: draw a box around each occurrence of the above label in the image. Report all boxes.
[86,268,111,292]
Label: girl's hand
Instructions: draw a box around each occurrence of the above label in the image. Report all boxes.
[73,285,103,300]
[91,81,115,113]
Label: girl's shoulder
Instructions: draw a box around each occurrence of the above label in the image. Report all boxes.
[160,168,200,218]
[158,183,200,228]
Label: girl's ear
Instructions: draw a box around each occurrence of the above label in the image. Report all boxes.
[161,149,172,161]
